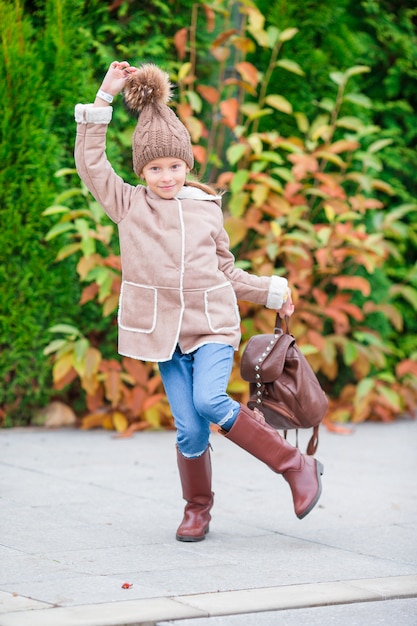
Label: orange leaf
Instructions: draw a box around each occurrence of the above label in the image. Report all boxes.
[396,359,417,379]
[130,386,146,415]
[177,102,192,119]
[235,61,259,88]
[174,28,188,60]
[103,254,122,271]
[332,275,371,296]
[211,29,238,47]
[143,393,166,411]
[324,421,354,435]
[103,369,122,406]
[288,154,318,181]
[220,98,239,129]
[328,140,360,154]
[123,358,148,384]
[196,84,219,105]
[80,283,98,305]
[201,4,215,32]
[192,144,207,165]
[76,254,102,280]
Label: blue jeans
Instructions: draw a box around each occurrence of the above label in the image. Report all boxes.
[159,343,240,458]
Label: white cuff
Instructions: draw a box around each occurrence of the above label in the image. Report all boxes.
[266,275,288,309]
[74,103,113,124]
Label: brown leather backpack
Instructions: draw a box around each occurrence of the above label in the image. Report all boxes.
[240,315,328,454]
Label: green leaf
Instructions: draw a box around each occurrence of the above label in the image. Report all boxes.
[241,103,273,120]
[44,223,74,240]
[329,71,344,86]
[356,377,374,399]
[335,116,365,131]
[343,93,372,108]
[294,112,309,132]
[255,151,284,165]
[379,386,402,411]
[247,134,263,155]
[43,338,68,356]
[185,89,202,113]
[278,27,298,42]
[390,285,417,311]
[74,218,90,238]
[54,188,84,203]
[368,138,393,153]
[42,205,70,216]
[266,25,280,47]
[55,243,82,261]
[298,344,320,356]
[276,59,305,76]
[227,144,247,166]
[344,341,358,365]
[230,169,250,194]
[229,192,250,218]
[271,166,293,182]
[48,323,82,337]
[317,97,335,112]
[74,338,89,362]
[353,331,384,347]
[265,94,292,114]
[54,168,77,178]
[345,65,371,78]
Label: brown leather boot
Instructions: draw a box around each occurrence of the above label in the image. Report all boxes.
[176,447,214,542]
[221,404,323,519]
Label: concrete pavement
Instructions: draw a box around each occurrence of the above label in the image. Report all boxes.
[0,418,416,625]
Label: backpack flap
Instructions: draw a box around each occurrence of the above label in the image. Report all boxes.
[240,330,294,383]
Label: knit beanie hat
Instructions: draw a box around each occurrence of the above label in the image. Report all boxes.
[123,64,194,177]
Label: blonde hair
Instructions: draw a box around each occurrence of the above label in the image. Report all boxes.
[185,179,224,197]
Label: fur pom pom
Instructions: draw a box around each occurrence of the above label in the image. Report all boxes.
[124,64,172,114]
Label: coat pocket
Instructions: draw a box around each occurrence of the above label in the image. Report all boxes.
[118,281,157,333]
[204,283,240,332]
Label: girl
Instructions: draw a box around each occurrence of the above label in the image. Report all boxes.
[74,61,323,542]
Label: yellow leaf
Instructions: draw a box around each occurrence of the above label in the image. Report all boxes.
[102,415,115,430]
[103,293,119,317]
[113,411,129,432]
[177,62,192,82]
[81,413,106,430]
[251,184,268,207]
[53,353,74,385]
[143,405,162,428]
[224,216,248,248]
[84,347,102,378]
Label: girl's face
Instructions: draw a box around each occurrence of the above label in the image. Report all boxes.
[141,157,189,199]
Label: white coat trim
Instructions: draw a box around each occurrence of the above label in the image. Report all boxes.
[118,281,157,334]
[176,186,222,201]
[74,103,113,125]
[266,275,288,310]
[204,283,241,333]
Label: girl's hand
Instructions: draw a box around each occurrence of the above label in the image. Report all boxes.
[278,289,295,319]
[95,61,138,103]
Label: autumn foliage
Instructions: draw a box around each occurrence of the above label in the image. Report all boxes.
[43,2,417,432]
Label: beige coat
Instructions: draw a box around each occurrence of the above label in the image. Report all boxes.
[74,104,288,362]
